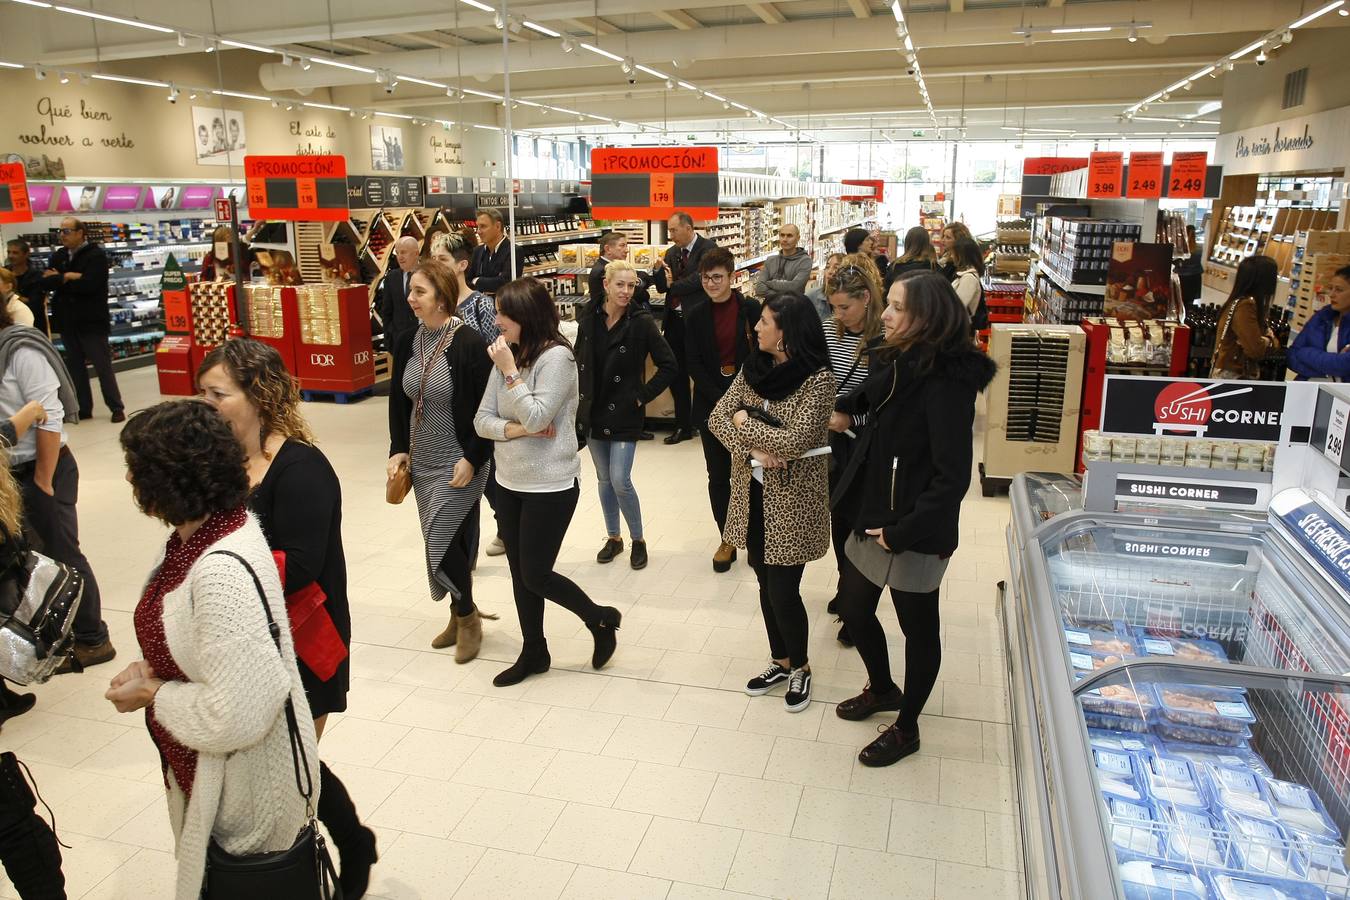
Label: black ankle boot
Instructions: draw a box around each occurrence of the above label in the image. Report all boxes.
[587,607,623,670]
[0,680,35,729]
[494,643,551,687]
[318,762,377,900]
[0,752,66,900]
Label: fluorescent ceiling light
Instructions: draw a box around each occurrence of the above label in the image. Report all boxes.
[91,73,169,87]
[398,75,447,88]
[1050,26,1113,34]
[1197,100,1222,115]
[459,0,495,10]
[218,39,273,53]
[472,124,502,131]
[309,57,376,74]
[903,35,914,51]
[212,89,269,101]
[522,21,560,37]
[1291,0,1345,28]
[580,43,624,62]
[1193,66,1216,79]
[376,111,415,120]
[53,5,174,33]
[678,81,697,90]
[10,0,52,7]
[303,101,349,111]
[1230,40,1266,59]
[0,61,23,68]
[890,0,904,24]
[704,92,728,102]
[461,87,503,99]
[1165,79,1190,93]
[634,64,667,79]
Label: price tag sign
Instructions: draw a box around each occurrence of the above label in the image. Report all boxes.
[1087,152,1124,198]
[0,162,33,225]
[214,197,232,222]
[1323,397,1349,464]
[1127,151,1164,198]
[1169,151,1208,198]
[163,291,191,333]
[243,155,349,221]
[590,147,719,220]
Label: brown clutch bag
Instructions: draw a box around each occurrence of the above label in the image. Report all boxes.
[386,461,412,504]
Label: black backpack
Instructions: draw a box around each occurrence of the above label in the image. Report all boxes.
[970,281,990,332]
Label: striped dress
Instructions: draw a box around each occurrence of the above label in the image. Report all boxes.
[405,320,490,600]
[824,323,871,416]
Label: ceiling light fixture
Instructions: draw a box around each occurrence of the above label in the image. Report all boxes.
[523,20,559,37]
[54,6,175,34]
[167,85,179,101]
[561,35,576,53]
[1049,26,1113,34]
[58,72,70,84]
[219,39,272,53]
[300,58,311,70]
[281,53,292,66]
[176,31,187,47]
[212,89,269,101]
[309,57,376,74]
[620,56,635,75]
[1127,25,1138,42]
[664,77,675,90]
[581,42,624,62]
[1291,1,1345,28]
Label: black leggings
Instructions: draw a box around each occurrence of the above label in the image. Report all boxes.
[437,513,477,617]
[496,482,604,648]
[747,481,809,669]
[836,556,942,731]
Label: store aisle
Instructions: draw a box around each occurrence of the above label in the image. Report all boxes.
[0,367,1021,900]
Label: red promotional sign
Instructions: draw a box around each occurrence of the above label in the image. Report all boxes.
[244,155,349,222]
[0,163,33,225]
[590,147,719,220]
[214,197,232,222]
[1169,151,1209,199]
[1088,152,1125,198]
[1127,151,1164,199]
[841,179,885,202]
[1023,157,1089,176]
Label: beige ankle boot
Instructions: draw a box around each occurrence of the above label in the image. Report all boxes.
[455,609,484,664]
[431,615,458,649]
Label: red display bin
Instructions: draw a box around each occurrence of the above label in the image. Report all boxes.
[1076,317,1191,471]
[155,334,196,396]
[294,285,375,400]
[242,284,302,374]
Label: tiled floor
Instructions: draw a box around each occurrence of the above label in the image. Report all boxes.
[0,367,1022,900]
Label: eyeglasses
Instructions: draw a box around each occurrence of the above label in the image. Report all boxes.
[701,273,728,283]
[58,228,80,235]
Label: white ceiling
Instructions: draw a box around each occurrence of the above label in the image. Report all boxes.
[2,0,1347,142]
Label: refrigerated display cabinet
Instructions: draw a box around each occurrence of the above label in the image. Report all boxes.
[1003,475,1350,899]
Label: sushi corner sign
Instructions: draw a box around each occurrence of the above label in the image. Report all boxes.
[1215,104,1350,176]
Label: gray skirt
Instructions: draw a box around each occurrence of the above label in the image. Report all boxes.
[845,533,949,593]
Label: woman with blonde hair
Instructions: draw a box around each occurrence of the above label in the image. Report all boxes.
[821,254,885,629]
[0,269,35,327]
[574,259,677,569]
[197,339,377,898]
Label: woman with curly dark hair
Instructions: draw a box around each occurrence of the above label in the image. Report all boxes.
[106,400,319,900]
[475,277,622,688]
[197,339,377,898]
[831,271,996,767]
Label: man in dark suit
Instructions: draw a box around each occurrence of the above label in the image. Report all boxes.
[40,218,124,423]
[381,235,422,435]
[681,246,759,572]
[467,209,523,294]
[6,239,48,334]
[661,211,716,444]
[588,231,667,309]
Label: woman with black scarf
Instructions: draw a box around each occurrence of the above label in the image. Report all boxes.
[707,293,835,714]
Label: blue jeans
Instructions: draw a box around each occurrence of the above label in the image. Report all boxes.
[588,439,643,541]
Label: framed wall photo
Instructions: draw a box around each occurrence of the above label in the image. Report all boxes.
[370,125,404,172]
[193,106,247,167]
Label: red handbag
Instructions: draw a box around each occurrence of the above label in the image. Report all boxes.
[272,551,348,682]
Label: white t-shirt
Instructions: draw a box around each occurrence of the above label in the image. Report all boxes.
[0,345,66,463]
[952,269,981,316]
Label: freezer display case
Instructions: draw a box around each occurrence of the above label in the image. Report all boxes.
[1004,476,1350,899]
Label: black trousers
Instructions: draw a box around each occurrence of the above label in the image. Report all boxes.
[60,330,123,417]
[13,450,105,645]
[699,426,733,534]
[827,431,858,586]
[0,754,65,900]
[746,481,809,669]
[836,556,942,731]
[495,482,602,647]
[662,310,692,430]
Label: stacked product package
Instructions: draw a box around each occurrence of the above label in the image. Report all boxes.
[1066,615,1347,899]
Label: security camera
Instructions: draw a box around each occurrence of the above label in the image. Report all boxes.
[627,74,636,85]
[1255,51,1268,66]
[384,82,397,94]
[906,66,916,76]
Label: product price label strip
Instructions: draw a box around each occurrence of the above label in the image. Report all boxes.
[0,162,33,224]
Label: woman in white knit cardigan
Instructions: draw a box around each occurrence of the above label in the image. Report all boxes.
[105,400,319,900]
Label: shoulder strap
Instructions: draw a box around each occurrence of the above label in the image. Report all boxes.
[207,550,314,811]
[409,324,457,456]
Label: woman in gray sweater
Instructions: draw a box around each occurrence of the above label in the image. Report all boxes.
[474,278,622,687]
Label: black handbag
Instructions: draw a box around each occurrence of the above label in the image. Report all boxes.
[201,551,340,900]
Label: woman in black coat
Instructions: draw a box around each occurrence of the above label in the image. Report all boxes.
[576,260,677,570]
[832,271,996,768]
[197,338,377,898]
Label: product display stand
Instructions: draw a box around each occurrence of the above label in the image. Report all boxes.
[294,284,375,402]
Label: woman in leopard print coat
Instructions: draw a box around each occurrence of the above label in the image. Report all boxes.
[708,292,835,713]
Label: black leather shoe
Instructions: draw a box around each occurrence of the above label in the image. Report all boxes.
[630,540,648,570]
[836,623,854,647]
[110,411,126,424]
[596,537,624,564]
[0,688,36,729]
[858,723,920,767]
[638,431,655,441]
[588,607,623,669]
[663,428,693,445]
[494,646,551,687]
[836,685,904,721]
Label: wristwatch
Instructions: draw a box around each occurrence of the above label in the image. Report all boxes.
[504,372,522,388]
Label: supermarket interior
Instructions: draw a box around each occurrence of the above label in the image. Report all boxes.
[2,1,1350,899]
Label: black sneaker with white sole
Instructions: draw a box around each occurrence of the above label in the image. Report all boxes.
[745,662,790,695]
[784,668,812,713]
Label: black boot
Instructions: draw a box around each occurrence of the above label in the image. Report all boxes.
[587,607,623,670]
[318,762,377,900]
[0,752,66,899]
[494,642,551,687]
[0,679,36,730]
